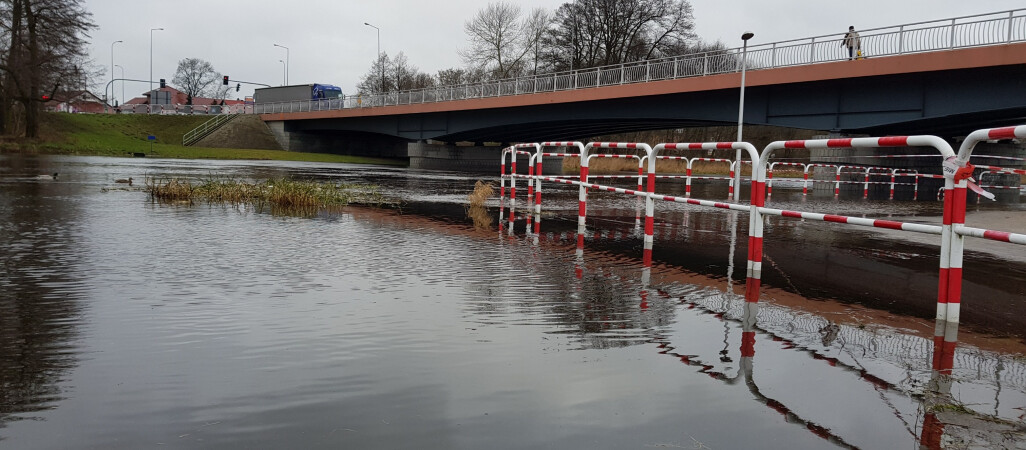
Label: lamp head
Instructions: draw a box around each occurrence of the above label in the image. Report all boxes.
[741,32,754,41]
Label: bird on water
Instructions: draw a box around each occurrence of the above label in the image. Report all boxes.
[115,177,133,186]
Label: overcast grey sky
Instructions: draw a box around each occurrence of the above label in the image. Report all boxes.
[85,0,1024,102]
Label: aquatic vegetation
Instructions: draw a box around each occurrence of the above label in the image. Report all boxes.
[466,180,494,230]
[145,176,395,211]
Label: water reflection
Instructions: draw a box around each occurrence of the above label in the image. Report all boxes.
[1,155,1024,449]
[499,177,1026,448]
[0,166,86,433]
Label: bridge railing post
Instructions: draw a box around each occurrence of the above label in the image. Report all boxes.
[898,25,905,53]
[771,43,777,67]
[809,37,816,63]
[703,53,708,76]
[949,18,956,48]
[1008,11,1015,42]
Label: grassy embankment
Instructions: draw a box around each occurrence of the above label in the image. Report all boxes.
[1,112,405,166]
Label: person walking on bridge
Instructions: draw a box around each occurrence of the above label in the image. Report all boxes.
[842,26,861,60]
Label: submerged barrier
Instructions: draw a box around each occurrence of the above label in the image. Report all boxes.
[499,126,1026,341]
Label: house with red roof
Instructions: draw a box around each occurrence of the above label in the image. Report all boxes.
[120,85,245,113]
[45,90,111,113]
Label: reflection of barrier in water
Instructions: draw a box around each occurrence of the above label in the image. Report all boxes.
[500,126,1026,345]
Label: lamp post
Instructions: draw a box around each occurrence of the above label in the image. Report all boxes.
[734,31,754,201]
[279,60,286,86]
[149,27,163,114]
[115,65,125,108]
[273,43,289,85]
[109,40,122,113]
[364,22,382,93]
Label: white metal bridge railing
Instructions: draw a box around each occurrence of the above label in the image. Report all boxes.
[253,8,1026,115]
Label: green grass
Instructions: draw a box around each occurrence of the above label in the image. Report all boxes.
[1,112,405,166]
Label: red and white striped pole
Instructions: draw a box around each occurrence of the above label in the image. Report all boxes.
[728,161,736,199]
[862,168,870,198]
[834,166,842,196]
[658,142,762,300]
[526,153,536,231]
[534,147,543,235]
[802,166,810,195]
[508,149,518,233]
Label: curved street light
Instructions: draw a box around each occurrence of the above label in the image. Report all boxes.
[364,23,382,93]
[279,60,286,86]
[273,43,289,85]
[735,31,755,201]
[109,40,122,112]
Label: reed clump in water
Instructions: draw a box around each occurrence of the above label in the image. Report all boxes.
[467,180,494,207]
[146,176,392,209]
[466,180,494,230]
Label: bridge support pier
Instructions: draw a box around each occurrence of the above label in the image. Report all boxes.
[265,121,408,158]
[408,141,565,174]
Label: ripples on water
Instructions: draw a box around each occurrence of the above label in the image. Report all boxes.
[1,155,1024,449]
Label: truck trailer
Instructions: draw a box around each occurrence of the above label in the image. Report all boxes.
[254,84,343,103]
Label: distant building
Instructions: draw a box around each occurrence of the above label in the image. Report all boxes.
[121,85,245,113]
[45,90,110,113]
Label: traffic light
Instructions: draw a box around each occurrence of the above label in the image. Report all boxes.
[236,83,240,92]
[159,78,166,88]
[223,76,229,85]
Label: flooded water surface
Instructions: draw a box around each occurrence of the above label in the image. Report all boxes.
[1,155,1025,449]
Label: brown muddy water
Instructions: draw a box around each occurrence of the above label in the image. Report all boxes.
[2,154,1025,449]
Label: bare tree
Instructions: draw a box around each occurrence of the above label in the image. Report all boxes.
[459,2,550,79]
[544,0,696,70]
[436,67,488,86]
[357,52,435,94]
[0,0,94,137]
[356,51,390,94]
[171,58,218,105]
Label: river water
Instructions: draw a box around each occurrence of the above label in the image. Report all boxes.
[2,154,1025,449]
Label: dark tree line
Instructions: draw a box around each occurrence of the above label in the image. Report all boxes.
[355,0,725,95]
[0,0,95,138]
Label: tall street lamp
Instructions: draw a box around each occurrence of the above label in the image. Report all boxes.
[149,27,163,114]
[273,43,289,85]
[734,31,754,202]
[364,22,382,93]
[279,60,286,86]
[109,40,122,113]
[115,65,125,108]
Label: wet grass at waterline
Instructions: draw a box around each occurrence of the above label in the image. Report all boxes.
[146,177,397,214]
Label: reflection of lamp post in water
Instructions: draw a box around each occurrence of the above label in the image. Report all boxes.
[735,31,754,202]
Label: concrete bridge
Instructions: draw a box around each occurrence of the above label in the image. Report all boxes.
[254,10,1026,171]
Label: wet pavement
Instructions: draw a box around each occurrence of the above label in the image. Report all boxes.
[1,154,1024,449]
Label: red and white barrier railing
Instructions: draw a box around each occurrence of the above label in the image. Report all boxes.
[502,128,1025,340]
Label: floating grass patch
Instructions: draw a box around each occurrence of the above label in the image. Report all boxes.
[146,176,394,210]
